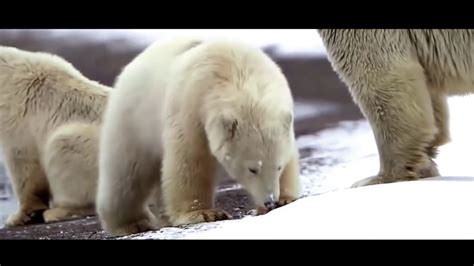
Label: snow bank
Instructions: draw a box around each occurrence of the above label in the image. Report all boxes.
[179,176,474,239]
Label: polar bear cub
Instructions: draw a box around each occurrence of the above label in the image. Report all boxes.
[0,46,110,227]
[97,37,301,236]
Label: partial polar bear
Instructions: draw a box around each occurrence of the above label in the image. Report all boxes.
[318,29,474,187]
[97,37,301,236]
[0,46,111,226]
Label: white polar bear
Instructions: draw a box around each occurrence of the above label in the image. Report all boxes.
[318,29,474,187]
[0,46,111,226]
[97,37,301,236]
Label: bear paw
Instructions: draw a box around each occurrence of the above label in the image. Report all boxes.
[43,207,93,223]
[351,176,388,188]
[255,206,269,215]
[418,160,440,178]
[351,175,416,188]
[254,196,298,215]
[172,209,231,226]
[277,195,298,207]
[5,209,45,227]
[107,218,157,237]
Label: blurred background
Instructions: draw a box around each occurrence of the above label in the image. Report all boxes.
[0,29,365,230]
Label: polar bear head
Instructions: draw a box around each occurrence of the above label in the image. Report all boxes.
[205,105,295,209]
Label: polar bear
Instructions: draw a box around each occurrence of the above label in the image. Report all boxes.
[0,46,111,226]
[97,37,301,236]
[317,29,474,187]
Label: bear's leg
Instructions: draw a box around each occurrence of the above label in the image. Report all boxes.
[277,151,301,206]
[351,61,438,188]
[161,137,230,226]
[4,148,50,227]
[42,123,99,223]
[418,92,450,178]
[256,151,301,215]
[97,151,162,236]
[147,186,171,227]
[43,123,99,222]
[429,92,450,148]
[96,125,161,236]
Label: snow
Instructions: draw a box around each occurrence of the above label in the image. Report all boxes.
[180,177,474,239]
[436,96,474,176]
[125,95,474,240]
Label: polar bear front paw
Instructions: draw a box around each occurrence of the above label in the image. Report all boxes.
[351,176,387,188]
[277,195,298,207]
[43,207,95,223]
[5,209,45,227]
[172,209,231,226]
[351,175,415,188]
[105,217,158,237]
[255,195,299,215]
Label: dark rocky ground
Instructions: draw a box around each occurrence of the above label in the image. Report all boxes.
[0,30,364,239]
[0,187,255,240]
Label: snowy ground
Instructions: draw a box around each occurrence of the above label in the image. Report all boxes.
[179,177,474,239]
[124,95,474,239]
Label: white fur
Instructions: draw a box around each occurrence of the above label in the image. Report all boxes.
[97,37,301,236]
[0,46,110,226]
[318,29,474,187]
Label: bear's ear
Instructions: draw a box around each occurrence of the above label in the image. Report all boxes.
[282,111,293,132]
[221,115,239,140]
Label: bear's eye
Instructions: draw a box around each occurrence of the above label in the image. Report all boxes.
[277,166,282,171]
[249,168,258,175]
